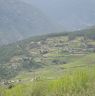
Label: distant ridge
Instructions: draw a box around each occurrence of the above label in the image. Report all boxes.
[0,0,57,45]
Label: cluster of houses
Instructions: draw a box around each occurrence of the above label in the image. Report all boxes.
[26,36,95,57]
[0,36,95,89]
[8,36,95,68]
[0,76,41,89]
[0,79,21,89]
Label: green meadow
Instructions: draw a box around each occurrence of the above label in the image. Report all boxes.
[0,53,95,96]
[0,67,95,96]
[0,30,95,96]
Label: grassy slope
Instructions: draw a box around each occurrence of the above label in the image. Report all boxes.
[0,54,95,96]
[0,28,95,79]
[0,28,95,95]
[0,27,95,64]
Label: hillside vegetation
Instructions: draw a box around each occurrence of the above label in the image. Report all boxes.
[0,62,95,96]
[0,29,95,96]
[0,29,95,79]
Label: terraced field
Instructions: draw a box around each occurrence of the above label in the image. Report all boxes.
[0,54,95,96]
[0,31,95,96]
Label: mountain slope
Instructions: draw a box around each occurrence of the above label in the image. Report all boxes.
[23,0,95,30]
[0,28,95,79]
[0,0,57,45]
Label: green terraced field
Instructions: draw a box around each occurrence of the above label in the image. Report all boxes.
[0,30,95,96]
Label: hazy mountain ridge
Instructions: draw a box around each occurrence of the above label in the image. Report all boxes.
[0,0,57,45]
[23,0,95,30]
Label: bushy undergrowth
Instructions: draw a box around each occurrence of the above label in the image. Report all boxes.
[0,69,95,96]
